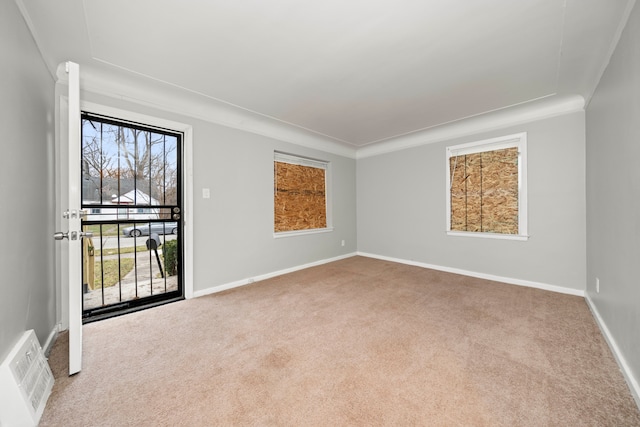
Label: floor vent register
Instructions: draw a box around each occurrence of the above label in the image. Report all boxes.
[0,330,54,426]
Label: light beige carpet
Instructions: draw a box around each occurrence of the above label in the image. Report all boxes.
[41,256,640,426]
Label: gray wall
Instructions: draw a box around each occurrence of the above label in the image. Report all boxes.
[586,2,640,393]
[0,1,56,361]
[79,91,357,293]
[358,112,586,291]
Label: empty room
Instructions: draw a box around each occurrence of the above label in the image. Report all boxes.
[1,0,640,425]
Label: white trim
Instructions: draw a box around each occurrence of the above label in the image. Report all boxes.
[274,151,328,169]
[446,133,524,156]
[192,252,357,298]
[445,132,528,239]
[585,292,640,409]
[80,101,190,135]
[183,126,195,299]
[14,0,57,80]
[273,227,334,239]
[42,325,60,357]
[357,95,584,159]
[357,252,585,297]
[446,231,529,241]
[325,161,333,233]
[78,101,195,301]
[57,66,357,159]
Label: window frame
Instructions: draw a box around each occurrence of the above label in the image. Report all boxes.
[445,132,529,241]
[273,151,333,238]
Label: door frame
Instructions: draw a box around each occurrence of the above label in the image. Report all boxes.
[80,112,186,320]
[55,95,194,334]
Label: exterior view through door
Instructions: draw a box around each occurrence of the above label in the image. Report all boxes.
[80,113,183,321]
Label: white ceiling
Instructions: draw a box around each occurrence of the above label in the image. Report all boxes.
[18,0,634,151]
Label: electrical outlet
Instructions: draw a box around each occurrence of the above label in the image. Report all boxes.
[202,188,210,199]
[596,278,600,293]
[341,240,345,247]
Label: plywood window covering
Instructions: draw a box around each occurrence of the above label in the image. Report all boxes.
[274,152,328,233]
[446,133,528,239]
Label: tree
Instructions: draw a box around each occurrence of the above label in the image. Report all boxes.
[82,118,179,205]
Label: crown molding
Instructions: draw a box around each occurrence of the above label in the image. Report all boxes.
[356,94,585,159]
[55,63,585,162]
[55,63,358,159]
[15,0,57,80]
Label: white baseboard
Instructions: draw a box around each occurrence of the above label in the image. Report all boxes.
[192,252,358,298]
[42,325,60,357]
[585,293,640,409]
[357,252,585,297]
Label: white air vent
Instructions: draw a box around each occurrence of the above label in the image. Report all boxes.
[0,330,54,427]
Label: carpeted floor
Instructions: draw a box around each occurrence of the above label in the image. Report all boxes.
[41,256,640,426]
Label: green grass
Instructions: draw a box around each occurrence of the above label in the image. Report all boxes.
[94,258,135,288]
[85,223,133,237]
[94,245,148,257]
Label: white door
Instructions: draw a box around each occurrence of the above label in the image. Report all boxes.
[67,62,83,375]
[55,61,83,375]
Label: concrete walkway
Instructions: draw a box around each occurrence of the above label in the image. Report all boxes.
[83,248,178,310]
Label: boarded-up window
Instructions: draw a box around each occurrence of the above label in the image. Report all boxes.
[274,152,328,233]
[446,133,528,238]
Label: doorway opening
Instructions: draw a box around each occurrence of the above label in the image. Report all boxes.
[80,113,184,322]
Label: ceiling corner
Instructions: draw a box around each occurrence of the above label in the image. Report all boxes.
[583,0,637,106]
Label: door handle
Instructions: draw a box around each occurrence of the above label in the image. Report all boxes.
[54,231,93,241]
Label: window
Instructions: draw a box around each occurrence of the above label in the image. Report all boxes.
[274,152,331,236]
[446,132,528,240]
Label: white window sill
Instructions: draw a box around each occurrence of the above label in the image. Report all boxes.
[446,231,529,241]
[274,227,334,239]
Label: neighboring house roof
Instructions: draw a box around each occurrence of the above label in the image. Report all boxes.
[82,176,158,204]
[112,189,159,205]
